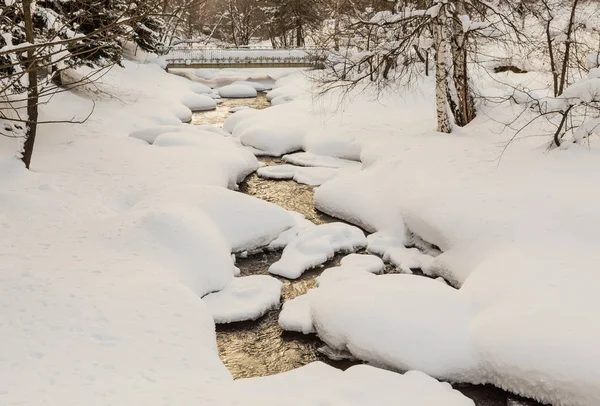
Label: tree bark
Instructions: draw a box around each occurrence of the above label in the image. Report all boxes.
[21,0,39,170]
[557,0,580,96]
[434,7,451,133]
[449,0,475,127]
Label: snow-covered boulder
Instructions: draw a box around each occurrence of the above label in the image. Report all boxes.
[219,84,258,98]
[190,82,213,94]
[233,80,268,92]
[181,93,217,111]
[203,275,283,323]
[269,223,367,279]
[311,274,478,379]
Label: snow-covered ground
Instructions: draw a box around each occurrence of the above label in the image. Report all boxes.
[227,68,600,405]
[0,61,478,405]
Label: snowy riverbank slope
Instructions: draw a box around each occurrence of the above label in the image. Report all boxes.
[0,61,474,405]
[230,70,600,406]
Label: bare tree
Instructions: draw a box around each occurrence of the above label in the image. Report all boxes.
[1,0,166,169]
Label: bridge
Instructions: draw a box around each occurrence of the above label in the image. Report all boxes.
[162,46,327,71]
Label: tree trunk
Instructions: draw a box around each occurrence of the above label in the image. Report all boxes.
[557,0,580,96]
[296,24,303,47]
[434,8,451,133]
[21,0,38,170]
[449,0,475,127]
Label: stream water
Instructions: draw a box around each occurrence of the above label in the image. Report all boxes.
[191,92,542,406]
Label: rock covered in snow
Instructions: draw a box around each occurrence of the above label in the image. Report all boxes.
[278,290,317,334]
[311,274,477,380]
[219,84,258,98]
[233,80,268,92]
[203,275,282,323]
[223,108,258,134]
[181,92,217,111]
[269,223,367,279]
[339,253,384,274]
[257,164,339,186]
[189,82,213,94]
[282,152,361,169]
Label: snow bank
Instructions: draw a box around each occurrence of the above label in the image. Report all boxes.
[130,124,192,144]
[264,71,600,405]
[269,223,367,279]
[203,275,283,323]
[219,84,258,98]
[0,62,311,406]
[132,185,295,253]
[235,362,474,406]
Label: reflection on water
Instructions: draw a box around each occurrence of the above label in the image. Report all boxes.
[239,158,339,225]
[191,93,271,127]
[218,250,357,379]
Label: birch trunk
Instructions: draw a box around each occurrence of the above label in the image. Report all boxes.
[434,6,451,133]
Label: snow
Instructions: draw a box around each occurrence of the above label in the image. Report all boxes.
[190,82,213,94]
[269,223,367,279]
[234,80,269,92]
[279,253,383,335]
[203,275,283,323]
[235,362,474,406]
[181,92,217,111]
[131,185,295,253]
[278,289,317,334]
[367,232,435,273]
[250,69,600,405]
[283,152,361,169]
[0,61,266,405]
[311,275,477,380]
[316,265,377,288]
[129,124,193,144]
[233,102,310,155]
[257,164,339,186]
[267,211,316,250]
[170,103,193,122]
[223,108,259,133]
[339,253,384,274]
[196,124,231,137]
[219,84,258,98]
[0,55,481,406]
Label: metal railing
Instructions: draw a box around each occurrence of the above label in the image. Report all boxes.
[163,47,327,69]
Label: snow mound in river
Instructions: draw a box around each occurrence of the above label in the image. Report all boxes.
[219,84,258,98]
[203,275,282,323]
[269,223,367,279]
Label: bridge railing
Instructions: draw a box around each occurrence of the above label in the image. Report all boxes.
[163,47,328,68]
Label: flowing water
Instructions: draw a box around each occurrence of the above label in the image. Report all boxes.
[191,94,270,126]
[192,92,543,406]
